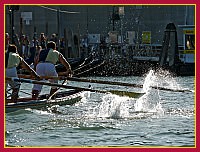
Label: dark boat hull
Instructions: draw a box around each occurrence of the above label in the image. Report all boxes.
[5,90,82,113]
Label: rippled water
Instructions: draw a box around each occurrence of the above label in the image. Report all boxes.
[5,70,195,147]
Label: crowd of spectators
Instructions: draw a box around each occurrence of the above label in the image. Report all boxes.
[5,32,62,60]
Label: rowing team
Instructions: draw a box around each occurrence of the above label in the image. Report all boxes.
[5,41,73,102]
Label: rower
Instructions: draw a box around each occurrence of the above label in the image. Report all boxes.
[32,41,73,99]
[5,44,40,102]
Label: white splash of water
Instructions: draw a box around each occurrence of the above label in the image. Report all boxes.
[143,69,182,92]
[84,69,185,119]
[78,91,91,104]
[25,108,55,116]
[134,70,164,116]
[154,69,181,90]
[96,94,130,119]
[142,70,157,92]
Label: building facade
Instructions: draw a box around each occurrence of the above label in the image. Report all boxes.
[5,5,195,47]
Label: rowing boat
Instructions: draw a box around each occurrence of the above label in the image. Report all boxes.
[5,90,82,113]
[5,77,145,113]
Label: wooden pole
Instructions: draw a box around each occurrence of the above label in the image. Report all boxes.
[6,77,144,98]
[16,74,192,93]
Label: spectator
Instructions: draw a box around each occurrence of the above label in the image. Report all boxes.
[39,33,47,49]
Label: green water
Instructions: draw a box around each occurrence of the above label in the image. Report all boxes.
[5,72,195,147]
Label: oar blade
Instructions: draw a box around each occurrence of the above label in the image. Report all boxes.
[108,90,145,98]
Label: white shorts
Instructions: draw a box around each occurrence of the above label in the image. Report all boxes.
[32,62,58,92]
[6,67,20,90]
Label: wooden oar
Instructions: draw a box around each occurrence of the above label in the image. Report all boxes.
[47,78,68,100]
[6,77,144,98]
[73,60,106,77]
[17,75,193,93]
[67,77,193,93]
[73,59,95,72]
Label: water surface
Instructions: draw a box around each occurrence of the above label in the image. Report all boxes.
[5,70,195,147]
